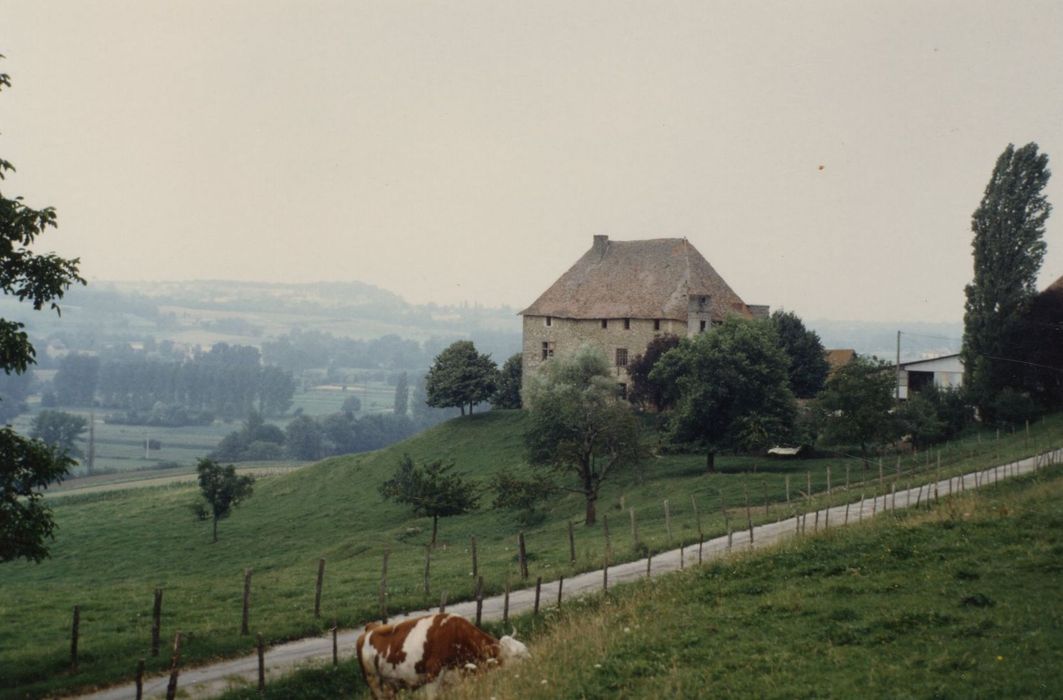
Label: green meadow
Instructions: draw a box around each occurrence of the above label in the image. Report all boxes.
[2,411,1062,698]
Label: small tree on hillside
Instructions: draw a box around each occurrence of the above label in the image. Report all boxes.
[963,142,1051,418]
[650,317,796,472]
[425,341,498,415]
[379,455,480,545]
[489,470,558,525]
[769,310,829,398]
[194,458,255,543]
[524,347,642,525]
[627,334,681,410]
[492,354,523,409]
[814,356,897,468]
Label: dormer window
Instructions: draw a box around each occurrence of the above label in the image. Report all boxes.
[654,319,661,331]
[545,316,552,327]
[601,319,608,329]
[623,318,631,330]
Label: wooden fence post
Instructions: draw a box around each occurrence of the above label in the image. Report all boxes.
[785,474,790,505]
[152,588,163,657]
[70,604,79,673]
[603,514,611,560]
[646,552,652,577]
[475,576,484,626]
[805,472,812,534]
[470,536,478,579]
[256,633,265,693]
[557,576,564,607]
[518,532,529,580]
[135,659,145,700]
[762,478,769,518]
[423,546,431,596]
[242,569,252,636]
[502,581,510,625]
[439,590,447,613]
[314,559,325,618]
[379,551,389,623]
[567,521,576,565]
[691,495,702,542]
[534,576,543,612]
[165,631,182,700]
[664,499,672,544]
[332,620,338,666]
[629,507,638,545]
[744,483,754,546]
[824,466,831,529]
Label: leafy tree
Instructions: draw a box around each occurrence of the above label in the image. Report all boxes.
[489,470,558,525]
[895,394,946,449]
[194,458,255,543]
[0,369,32,422]
[209,411,285,462]
[1014,284,1063,408]
[919,385,973,439]
[393,371,409,416]
[379,454,480,545]
[30,410,88,460]
[651,318,796,471]
[814,356,897,466]
[492,353,523,409]
[524,347,641,525]
[53,353,100,406]
[0,59,84,563]
[769,310,829,398]
[285,414,324,460]
[962,143,1051,419]
[425,341,498,415]
[258,365,296,416]
[627,334,681,410]
[0,429,74,563]
[341,394,362,414]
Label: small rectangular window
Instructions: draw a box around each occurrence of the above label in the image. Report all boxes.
[615,348,628,367]
[545,316,552,327]
[623,318,631,330]
[653,319,661,331]
[601,319,608,329]
[542,341,555,360]
[699,320,707,332]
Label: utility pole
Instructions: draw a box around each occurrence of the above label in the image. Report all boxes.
[895,330,902,405]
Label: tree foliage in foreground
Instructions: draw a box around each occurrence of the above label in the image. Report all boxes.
[651,317,796,471]
[524,346,641,525]
[962,142,1051,419]
[194,458,255,543]
[0,59,84,564]
[379,454,480,545]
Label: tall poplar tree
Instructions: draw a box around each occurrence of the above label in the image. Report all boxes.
[962,143,1052,418]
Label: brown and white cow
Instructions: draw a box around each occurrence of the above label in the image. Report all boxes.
[356,613,529,698]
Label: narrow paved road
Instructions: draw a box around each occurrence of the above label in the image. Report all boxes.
[80,448,1060,700]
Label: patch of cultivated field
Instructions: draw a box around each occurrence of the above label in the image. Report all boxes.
[2,412,1062,698]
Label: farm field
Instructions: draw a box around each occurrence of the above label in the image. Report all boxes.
[2,412,1062,698]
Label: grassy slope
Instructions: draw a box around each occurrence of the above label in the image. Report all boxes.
[3,412,1063,697]
[447,466,1063,700]
[224,462,1063,700]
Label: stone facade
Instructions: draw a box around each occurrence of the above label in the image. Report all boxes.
[519,236,767,396]
[522,315,686,394]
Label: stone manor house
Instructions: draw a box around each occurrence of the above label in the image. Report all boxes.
[520,235,769,395]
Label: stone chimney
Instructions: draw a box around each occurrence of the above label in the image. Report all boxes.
[592,234,609,256]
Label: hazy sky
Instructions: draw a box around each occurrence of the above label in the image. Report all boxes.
[2,1,1062,322]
